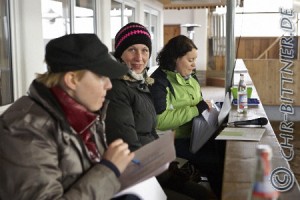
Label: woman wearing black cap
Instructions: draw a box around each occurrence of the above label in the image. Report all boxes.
[0,34,137,200]
[106,23,210,200]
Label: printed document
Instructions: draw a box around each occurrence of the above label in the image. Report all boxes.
[215,127,265,141]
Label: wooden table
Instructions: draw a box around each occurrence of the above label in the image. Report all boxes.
[221,60,300,199]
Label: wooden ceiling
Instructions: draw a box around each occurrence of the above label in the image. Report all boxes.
[159,0,243,10]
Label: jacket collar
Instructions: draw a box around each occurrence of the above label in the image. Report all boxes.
[166,70,197,86]
[121,69,154,86]
[29,81,102,165]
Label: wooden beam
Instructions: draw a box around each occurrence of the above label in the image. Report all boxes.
[256,37,281,59]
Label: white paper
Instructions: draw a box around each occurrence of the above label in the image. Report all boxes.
[218,92,232,126]
[215,127,265,141]
[202,108,219,127]
[114,177,167,200]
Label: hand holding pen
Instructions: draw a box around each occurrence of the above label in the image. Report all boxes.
[131,158,141,166]
[103,139,135,173]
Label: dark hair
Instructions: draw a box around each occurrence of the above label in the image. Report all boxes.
[156,35,197,71]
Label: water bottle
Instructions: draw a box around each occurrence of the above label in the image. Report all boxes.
[249,145,279,200]
[237,73,248,114]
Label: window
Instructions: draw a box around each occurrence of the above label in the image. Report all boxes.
[110,0,136,51]
[110,1,122,50]
[74,0,96,34]
[42,0,68,39]
[42,0,96,41]
[144,8,159,67]
[0,0,13,105]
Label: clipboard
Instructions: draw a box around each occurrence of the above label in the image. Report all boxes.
[119,131,176,190]
[190,92,231,153]
[190,107,219,153]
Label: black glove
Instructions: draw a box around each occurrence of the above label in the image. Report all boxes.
[196,100,209,114]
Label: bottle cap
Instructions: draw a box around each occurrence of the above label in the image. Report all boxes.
[256,144,272,159]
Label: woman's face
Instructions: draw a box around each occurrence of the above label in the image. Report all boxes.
[70,71,112,112]
[175,48,197,77]
[121,44,150,74]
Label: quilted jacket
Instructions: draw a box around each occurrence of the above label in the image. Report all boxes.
[106,78,158,152]
[0,80,120,200]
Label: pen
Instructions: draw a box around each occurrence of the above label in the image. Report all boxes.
[131,158,141,165]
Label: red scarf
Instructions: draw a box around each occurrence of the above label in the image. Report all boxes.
[51,86,101,162]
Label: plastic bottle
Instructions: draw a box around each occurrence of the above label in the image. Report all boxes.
[237,73,248,114]
[249,145,279,200]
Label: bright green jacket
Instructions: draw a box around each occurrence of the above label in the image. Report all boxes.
[150,70,204,138]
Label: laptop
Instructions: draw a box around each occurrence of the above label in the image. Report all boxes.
[189,92,231,153]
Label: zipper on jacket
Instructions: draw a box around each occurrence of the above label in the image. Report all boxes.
[96,116,108,149]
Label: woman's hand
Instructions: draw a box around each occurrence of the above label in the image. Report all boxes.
[103,139,135,173]
[205,100,213,111]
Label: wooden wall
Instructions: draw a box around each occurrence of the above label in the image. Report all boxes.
[163,25,180,45]
[208,37,299,106]
[244,59,300,106]
[236,37,280,59]
[213,37,299,71]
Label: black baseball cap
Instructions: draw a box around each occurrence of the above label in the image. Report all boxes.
[45,33,128,79]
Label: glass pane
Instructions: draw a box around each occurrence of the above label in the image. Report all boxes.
[124,5,135,24]
[111,0,122,51]
[150,14,158,66]
[144,12,153,67]
[144,12,150,30]
[0,0,13,105]
[42,0,69,40]
[74,0,95,33]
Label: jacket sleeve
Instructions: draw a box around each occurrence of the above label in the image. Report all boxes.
[155,87,199,131]
[150,72,198,131]
[197,99,209,114]
[0,110,120,200]
[106,81,143,151]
